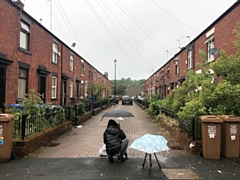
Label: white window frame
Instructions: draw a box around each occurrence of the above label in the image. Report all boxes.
[70,80,73,98]
[18,68,28,98]
[93,72,96,81]
[70,55,74,71]
[175,60,179,76]
[20,21,30,50]
[52,42,58,64]
[88,67,91,80]
[207,36,215,62]
[81,61,85,76]
[187,50,192,69]
[52,76,57,99]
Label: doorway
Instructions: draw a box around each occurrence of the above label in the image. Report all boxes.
[62,81,67,106]
[39,76,46,102]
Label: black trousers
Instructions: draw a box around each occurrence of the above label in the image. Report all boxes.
[120,139,129,154]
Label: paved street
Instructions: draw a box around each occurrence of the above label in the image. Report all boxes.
[0,102,240,179]
[29,103,185,158]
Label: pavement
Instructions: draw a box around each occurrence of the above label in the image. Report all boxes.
[0,103,240,180]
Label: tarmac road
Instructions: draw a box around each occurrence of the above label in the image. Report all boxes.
[0,102,240,179]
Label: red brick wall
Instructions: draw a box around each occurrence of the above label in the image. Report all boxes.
[1,0,112,107]
[0,1,19,104]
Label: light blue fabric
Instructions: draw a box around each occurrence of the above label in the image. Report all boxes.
[130,134,169,154]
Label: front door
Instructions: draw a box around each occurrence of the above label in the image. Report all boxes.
[62,81,67,106]
[39,76,46,103]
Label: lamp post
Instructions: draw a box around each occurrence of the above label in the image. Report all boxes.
[114,59,117,96]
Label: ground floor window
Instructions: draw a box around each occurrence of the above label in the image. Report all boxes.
[52,76,57,99]
[18,68,28,98]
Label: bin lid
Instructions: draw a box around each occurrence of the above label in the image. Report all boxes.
[219,115,240,122]
[0,114,14,122]
[200,115,223,123]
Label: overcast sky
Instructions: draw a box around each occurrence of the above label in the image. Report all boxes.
[22,0,236,80]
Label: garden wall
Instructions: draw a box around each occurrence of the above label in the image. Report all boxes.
[12,104,111,157]
[159,117,202,154]
[12,121,72,157]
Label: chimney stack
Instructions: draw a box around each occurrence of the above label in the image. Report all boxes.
[13,0,24,10]
[104,72,108,79]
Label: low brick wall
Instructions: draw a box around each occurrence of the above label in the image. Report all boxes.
[76,111,92,125]
[93,107,102,116]
[12,121,72,157]
[11,105,112,157]
[102,105,108,110]
[160,121,190,150]
[159,116,202,154]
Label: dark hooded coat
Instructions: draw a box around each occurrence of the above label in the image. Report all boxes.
[103,119,126,155]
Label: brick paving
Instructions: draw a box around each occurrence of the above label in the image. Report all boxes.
[29,103,185,158]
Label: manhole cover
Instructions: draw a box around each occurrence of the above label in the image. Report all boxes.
[162,169,201,179]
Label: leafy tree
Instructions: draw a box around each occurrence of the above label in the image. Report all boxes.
[87,82,111,100]
[117,84,126,95]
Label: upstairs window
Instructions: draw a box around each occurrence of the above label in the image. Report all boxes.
[88,67,91,80]
[207,36,215,62]
[20,21,30,50]
[205,28,215,62]
[52,42,58,64]
[187,50,192,69]
[175,59,179,76]
[70,55,74,71]
[93,72,96,81]
[166,66,170,78]
[81,60,85,75]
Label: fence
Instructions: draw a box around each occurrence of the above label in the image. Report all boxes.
[13,107,69,140]
[135,99,202,141]
[135,99,149,109]
[160,107,201,140]
[12,99,110,140]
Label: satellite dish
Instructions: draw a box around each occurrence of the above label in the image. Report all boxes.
[71,42,76,48]
[209,48,219,55]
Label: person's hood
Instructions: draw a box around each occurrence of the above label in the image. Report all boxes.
[106,119,119,135]
[107,119,118,128]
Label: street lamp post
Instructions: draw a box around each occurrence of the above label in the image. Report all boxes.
[114,59,117,96]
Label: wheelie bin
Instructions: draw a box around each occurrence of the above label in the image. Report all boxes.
[219,115,240,158]
[0,114,14,162]
[201,115,223,160]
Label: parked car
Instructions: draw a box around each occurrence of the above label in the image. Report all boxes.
[122,95,133,105]
[109,95,119,104]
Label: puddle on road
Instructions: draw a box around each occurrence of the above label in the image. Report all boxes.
[162,169,201,179]
[45,142,60,147]
[155,154,168,163]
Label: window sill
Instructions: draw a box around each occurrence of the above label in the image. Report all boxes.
[207,59,215,63]
[18,47,32,55]
[51,98,57,101]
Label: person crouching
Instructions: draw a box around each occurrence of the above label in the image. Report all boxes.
[103,119,128,162]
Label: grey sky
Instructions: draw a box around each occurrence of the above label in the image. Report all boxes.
[23,0,237,80]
